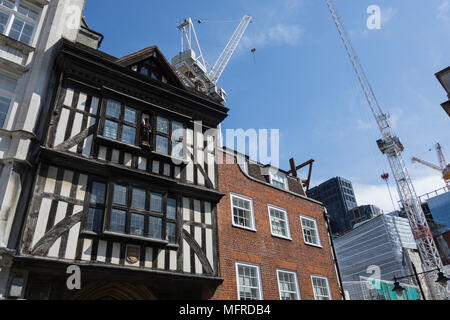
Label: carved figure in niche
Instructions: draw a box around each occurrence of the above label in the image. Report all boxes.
[140,114,152,148]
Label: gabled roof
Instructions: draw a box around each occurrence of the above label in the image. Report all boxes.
[116,46,186,89]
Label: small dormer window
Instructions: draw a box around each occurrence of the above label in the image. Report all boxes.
[140,66,149,77]
[135,60,163,82]
[270,171,287,190]
[151,72,159,81]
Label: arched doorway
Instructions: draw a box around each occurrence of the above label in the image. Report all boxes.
[69,282,157,300]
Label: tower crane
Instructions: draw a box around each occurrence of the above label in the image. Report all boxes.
[412,143,450,190]
[171,15,252,104]
[324,0,448,299]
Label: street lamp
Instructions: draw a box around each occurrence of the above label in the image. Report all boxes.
[392,267,450,300]
[436,270,449,288]
[392,278,406,296]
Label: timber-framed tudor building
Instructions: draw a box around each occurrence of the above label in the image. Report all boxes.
[5,38,228,299]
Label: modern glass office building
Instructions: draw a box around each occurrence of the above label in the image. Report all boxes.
[308,177,357,236]
[426,191,450,234]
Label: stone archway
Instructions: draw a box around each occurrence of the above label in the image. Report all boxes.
[69,282,157,300]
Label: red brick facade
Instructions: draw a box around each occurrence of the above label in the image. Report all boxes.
[212,152,342,300]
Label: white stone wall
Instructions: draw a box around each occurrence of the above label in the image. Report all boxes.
[0,0,85,253]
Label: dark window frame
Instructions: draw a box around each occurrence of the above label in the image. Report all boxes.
[154,115,185,158]
[98,97,186,159]
[104,182,178,243]
[136,60,164,82]
[83,177,108,233]
[100,99,140,146]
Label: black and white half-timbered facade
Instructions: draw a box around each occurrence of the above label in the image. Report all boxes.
[9,39,228,299]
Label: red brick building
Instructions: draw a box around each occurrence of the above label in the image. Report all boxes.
[212,149,343,300]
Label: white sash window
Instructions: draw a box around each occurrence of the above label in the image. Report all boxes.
[0,0,40,45]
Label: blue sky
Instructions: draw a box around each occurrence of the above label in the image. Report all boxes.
[83,0,450,212]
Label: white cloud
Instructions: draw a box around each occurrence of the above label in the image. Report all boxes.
[353,173,446,213]
[381,7,397,25]
[356,119,375,130]
[437,0,450,23]
[240,24,303,51]
[285,0,303,10]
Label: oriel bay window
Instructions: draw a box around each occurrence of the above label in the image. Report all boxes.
[101,98,185,158]
[105,183,178,244]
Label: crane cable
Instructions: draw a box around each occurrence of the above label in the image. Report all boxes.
[351,71,399,210]
[196,19,242,24]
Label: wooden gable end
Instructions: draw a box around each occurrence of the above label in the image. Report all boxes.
[116,47,186,89]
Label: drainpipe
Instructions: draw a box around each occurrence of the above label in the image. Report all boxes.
[323,208,346,300]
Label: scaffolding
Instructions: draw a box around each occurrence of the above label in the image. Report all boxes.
[334,214,433,299]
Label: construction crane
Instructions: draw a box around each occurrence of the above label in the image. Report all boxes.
[171,15,252,104]
[324,0,447,299]
[412,143,450,190]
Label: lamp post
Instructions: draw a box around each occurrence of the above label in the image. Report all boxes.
[392,267,449,300]
[392,278,406,297]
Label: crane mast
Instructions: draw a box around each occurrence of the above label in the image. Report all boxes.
[436,143,446,171]
[324,0,447,299]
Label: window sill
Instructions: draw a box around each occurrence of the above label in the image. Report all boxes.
[0,34,34,55]
[304,242,323,249]
[151,151,189,166]
[271,234,292,241]
[231,224,257,233]
[27,0,49,8]
[81,230,179,248]
[103,231,170,245]
[0,57,28,75]
[96,135,142,153]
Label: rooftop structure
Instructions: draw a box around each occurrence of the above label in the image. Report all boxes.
[348,205,381,229]
[435,66,450,117]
